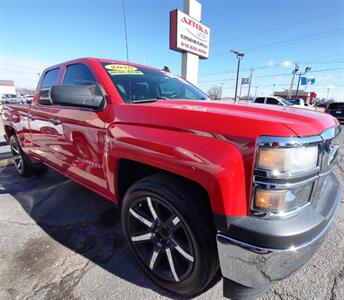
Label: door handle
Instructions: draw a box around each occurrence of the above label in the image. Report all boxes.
[48,118,61,125]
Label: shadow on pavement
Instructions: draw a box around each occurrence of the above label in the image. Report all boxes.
[0,165,196,298]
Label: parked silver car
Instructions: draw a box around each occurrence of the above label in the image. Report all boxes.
[2,94,20,104]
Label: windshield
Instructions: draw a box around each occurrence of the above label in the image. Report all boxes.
[280,98,292,105]
[4,94,17,98]
[101,62,209,103]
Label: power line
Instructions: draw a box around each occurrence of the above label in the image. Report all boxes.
[213,9,344,45]
[210,30,344,58]
[199,58,344,78]
[199,67,344,83]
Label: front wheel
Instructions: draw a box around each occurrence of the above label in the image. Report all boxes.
[121,173,218,296]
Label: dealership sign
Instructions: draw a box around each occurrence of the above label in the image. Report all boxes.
[170,9,210,59]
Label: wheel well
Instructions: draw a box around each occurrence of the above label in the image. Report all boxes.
[117,159,210,208]
[4,125,15,140]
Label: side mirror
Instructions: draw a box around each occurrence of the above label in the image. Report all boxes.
[50,85,105,109]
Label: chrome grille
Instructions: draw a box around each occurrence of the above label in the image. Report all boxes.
[311,125,341,205]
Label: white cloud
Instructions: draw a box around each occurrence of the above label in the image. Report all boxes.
[280,60,294,68]
[266,60,274,67]
[0,53,49,88]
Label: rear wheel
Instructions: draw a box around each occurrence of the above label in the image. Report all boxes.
[121,173,218,296]
[10,135,46,177]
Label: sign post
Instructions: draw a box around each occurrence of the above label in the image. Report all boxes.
[170,0,210,86]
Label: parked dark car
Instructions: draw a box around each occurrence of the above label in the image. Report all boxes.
[326,102,344,124]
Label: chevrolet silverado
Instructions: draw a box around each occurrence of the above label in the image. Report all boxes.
[1,58,342,299]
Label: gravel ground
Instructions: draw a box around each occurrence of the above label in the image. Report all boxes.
[0,126,343,300]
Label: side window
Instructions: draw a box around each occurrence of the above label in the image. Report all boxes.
[41,68,59,88]
[255,97,265,103]
[39,68,60,105]
[266,97,279,105]
[63,64,97,86]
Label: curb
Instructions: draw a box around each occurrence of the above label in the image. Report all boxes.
[0,142,13,167]
[0,157,13,168]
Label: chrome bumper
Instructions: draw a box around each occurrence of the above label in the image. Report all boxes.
[217,173,341,288]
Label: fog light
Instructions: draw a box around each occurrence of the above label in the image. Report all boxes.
[253,184,313,214]
[254,190,290,212]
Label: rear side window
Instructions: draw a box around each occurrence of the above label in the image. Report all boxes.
[63,64,96,85]
[266,97,279,105]
[41,68,59,88]
[255,97,265,103]
[329,103,344,110]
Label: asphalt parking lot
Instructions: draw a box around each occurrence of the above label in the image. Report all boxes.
[0,126,343,300]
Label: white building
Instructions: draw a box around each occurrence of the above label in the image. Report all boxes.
[0,80,16,96]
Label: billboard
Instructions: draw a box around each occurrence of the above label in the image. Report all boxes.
[170,9,210,59]
[241,77,250,85]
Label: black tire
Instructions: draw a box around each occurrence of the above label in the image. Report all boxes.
[121,173,219,296]
[223,278,273,300]
[10,135,46,177]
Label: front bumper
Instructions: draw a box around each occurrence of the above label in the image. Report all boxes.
[216,172,341,289]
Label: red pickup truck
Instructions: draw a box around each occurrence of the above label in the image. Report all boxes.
[1,58,342,299]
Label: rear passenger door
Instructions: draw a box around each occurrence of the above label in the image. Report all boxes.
[266,97,280,105]
[30,67,63,162]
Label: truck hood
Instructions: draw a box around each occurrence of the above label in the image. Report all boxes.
[114,100,338,138]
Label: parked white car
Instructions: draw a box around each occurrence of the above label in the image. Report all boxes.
[253,96,290,106]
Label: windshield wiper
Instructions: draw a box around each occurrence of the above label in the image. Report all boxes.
[131,97,169,104]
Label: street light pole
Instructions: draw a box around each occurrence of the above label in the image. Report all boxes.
[295,66,311,97]
[254,86,258,98]
[288,63,299,99]
[247,68,254,101]
[272,84,276,95]
[231,49,244,103]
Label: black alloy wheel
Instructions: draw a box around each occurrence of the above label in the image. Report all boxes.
[128,195,194,282]
[9,135,46,177]
[122,173,219,296]
[10,137,24,173]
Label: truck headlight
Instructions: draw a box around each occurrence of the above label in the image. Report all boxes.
[257,146,318,173]
[252,137,321,216]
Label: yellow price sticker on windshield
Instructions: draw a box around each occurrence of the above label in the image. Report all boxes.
[104,64,143,76]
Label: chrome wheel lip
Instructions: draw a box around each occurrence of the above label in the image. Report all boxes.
[127,195,195,283]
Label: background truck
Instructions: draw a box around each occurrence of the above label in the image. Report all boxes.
[1,57,342,299]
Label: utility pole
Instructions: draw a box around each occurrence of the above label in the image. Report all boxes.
[181,0,202,85]
[254,86,258,98]
[326,88,330,101]
[231,49,244,102]
[247,68,254,101]
[295,66,312,97]
[288,63,299,99]
[272,84,276,95]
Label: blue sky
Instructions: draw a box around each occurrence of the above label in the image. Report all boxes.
[0,0,343,99]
